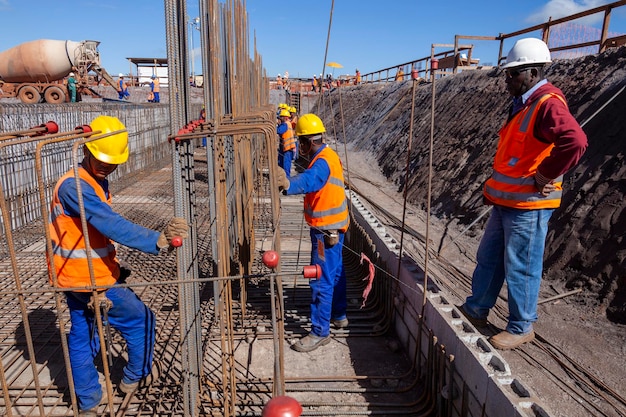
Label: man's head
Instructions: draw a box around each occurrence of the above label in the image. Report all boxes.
[295,113,325,157]
[502,38,551,97]
[84,116,129,180]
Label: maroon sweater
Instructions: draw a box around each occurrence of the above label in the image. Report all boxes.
[510,82,588,181]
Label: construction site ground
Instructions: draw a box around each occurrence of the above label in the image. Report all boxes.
[340,149,626,417]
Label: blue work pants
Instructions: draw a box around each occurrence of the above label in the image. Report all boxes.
[65,285,155,411]
[309,229,347,337]
[278,150,294,179]
[464,205,553,334]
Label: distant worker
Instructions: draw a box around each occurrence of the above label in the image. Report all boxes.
[460,38,588,350]
[118,74,130,100]
[275,114,349,353]
[276,74,283,90]
[289,106,299,161]
[395,66,404,81]
[277,108,296,178]
[67,72,78,103]
[312,75,317,92]
[48,115,189,415]
[150,75,160,103]
[354,68,361,85]
[262,395,303,417]
[200,106,207,146]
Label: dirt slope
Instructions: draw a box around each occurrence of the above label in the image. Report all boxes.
[317,46,626,324]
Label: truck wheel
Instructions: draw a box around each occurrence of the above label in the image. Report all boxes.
[18,86,41,104]
[44,86,66,104]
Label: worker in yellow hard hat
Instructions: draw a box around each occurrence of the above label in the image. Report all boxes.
[275,113,350,353]
[277,108,296,178]
[47,115,189,416]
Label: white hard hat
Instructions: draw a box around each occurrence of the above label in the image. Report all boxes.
[501,38,552,69]
[119,73,124,77]
[69,72,75,76]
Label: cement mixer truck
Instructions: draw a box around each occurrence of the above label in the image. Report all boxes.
[0,39,119,104]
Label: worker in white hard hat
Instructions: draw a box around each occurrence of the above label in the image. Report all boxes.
[118,73,130,100]
[149,74,160,103]
[460,38,588,350]
[48,116,188,416]
[67,71,78,102]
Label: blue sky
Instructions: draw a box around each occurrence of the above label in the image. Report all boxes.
[1,0,625,80]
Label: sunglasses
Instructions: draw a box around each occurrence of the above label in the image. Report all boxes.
[505,68,532,78]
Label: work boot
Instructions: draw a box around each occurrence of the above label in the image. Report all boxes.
[79,409,97,417]
[119,360,161,394]
[489,330,535,350]
[331,318,349,329]
[292,333,330,352]
[457,305,488,328]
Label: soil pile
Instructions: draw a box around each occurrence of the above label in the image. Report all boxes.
[318,46,626,323]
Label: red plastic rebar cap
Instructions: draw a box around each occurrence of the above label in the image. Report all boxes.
[431,58,439,70]
[262,250,279,269]
[171,236,183,247]
[262,396,302,417]
[44,121,59,134]
[302,264,321,279]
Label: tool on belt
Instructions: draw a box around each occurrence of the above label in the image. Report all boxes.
[88,291,114,367]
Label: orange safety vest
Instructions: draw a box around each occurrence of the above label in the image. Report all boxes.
[152,78,160,92]
[304,146,350,232]
[48,167,120,289]
[484,93,565,209]
[281,121,296,152]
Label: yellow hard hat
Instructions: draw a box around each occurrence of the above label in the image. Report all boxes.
[295,113,325,137]
[87,116,129,164]
[289,106,296,113]
[278,103,288,109]
[279,109,291,117]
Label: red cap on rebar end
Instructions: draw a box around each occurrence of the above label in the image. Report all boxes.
[76,124,92,133]
[171,236,183,247]
[262,250,279,269]
[262,395,302,417]
[431,59,439,70]
[45,121,59,134]
[302,264,321,279]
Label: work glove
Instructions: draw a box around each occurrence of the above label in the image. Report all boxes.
[157,217,189,249]
[323,230,339,247]
[276,167,290,192]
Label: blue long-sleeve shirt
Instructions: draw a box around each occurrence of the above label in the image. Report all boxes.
[284,145,330,195]
[57,171,161,255]
[276,121,289,135]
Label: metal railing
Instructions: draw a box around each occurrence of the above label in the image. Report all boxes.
[363,0,626,80]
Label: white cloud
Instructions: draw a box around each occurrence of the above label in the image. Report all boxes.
[526,0,612,25]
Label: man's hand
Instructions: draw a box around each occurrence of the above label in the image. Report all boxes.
[157,217,189,249]
[534,171,556,197]
[276,167,290,192]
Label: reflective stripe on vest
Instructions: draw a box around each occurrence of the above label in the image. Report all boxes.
[304,146,350,232]
[281,122,296,151]
[484,93,566,209]
[48,167,120,289]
